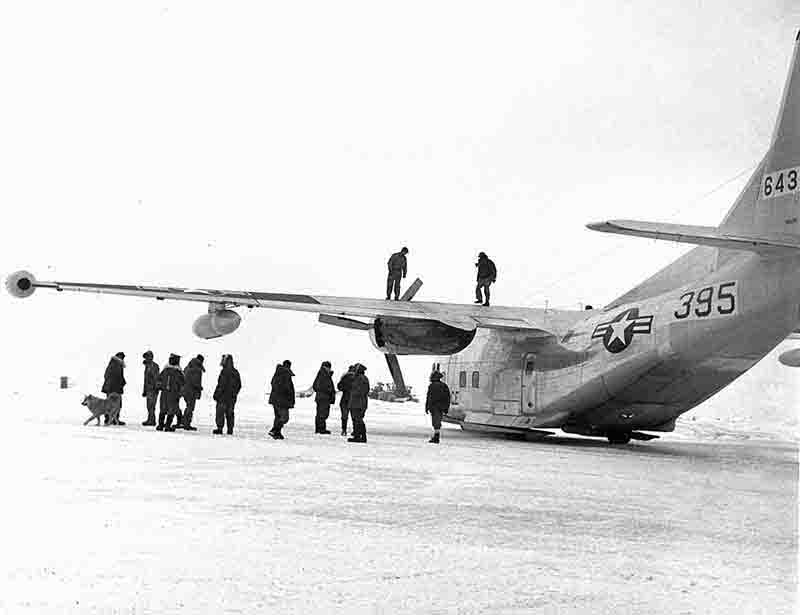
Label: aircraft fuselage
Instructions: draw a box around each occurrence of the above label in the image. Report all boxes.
[442,251,800,437]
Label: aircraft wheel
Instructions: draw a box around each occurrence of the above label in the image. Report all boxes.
[607,431,632,445]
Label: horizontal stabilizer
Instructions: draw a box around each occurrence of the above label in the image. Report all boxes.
[587,220,800,255]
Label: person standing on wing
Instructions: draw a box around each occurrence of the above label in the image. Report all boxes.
[425,370,451,443]
[386,247,408,300]
[141,350,159,427]
[474,251,497,307]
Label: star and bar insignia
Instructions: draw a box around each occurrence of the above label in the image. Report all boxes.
[591,308,654,353]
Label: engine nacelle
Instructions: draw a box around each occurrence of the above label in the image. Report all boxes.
[6,270,36,298]
[192,309,242,340]
[778,348,800,367]
[369,317,476,355]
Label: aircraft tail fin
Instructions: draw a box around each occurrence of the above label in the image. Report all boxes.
[718,31,800,238]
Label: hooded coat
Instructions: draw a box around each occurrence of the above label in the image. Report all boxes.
[312,367,336,405]
[348,368,370,411]
[269,364,296,409]
[158,364,185,396]
[387,251,408,277]
[142,359,160,396]
[337,370,355,407]
[476,255,497,281]
[213,355,242,406]
[426,379,451,413]
[182,357,205,399]
[102,355,126,395]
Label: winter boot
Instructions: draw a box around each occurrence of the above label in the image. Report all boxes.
[212,428,223,434]
[429,432,440,444]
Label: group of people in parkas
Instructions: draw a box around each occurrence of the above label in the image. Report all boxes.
[267,360,370,443]
[102,351,449,443]
[139,350,237,432]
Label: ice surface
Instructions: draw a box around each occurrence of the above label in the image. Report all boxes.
[1,387,796,614]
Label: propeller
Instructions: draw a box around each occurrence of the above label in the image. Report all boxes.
[383,278,423,396]
[384,353,408,397]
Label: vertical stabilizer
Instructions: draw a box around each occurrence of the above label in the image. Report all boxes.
[719,31,800,239]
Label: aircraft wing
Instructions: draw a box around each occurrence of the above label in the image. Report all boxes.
[7,272,578,335]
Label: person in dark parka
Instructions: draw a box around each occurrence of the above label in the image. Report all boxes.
[337,365,356,436]
[268,360,295,439]
[347,364,370,443]
[312,361,335,434]
[156,353,185,432]
[386,247,408,300]
[181,354,205,431]
[425,371,451,443]
[141,350,160,426]
[474,251,497,307]
[212,354,241,435]
[102,351,126,425]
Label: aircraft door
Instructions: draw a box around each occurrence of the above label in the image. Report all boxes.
[522,353,537,414]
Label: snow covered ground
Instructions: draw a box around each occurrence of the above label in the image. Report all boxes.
[1,384,797,614]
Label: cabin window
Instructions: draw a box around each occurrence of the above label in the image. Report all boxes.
[459,371,467,388]
[471,371,480,388]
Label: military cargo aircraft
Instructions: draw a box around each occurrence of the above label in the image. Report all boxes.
[7,33,800,444]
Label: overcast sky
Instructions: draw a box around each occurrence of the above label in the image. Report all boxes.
[1,2,798,396]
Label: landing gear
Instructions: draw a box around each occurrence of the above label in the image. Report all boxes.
[607,431,632,445]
